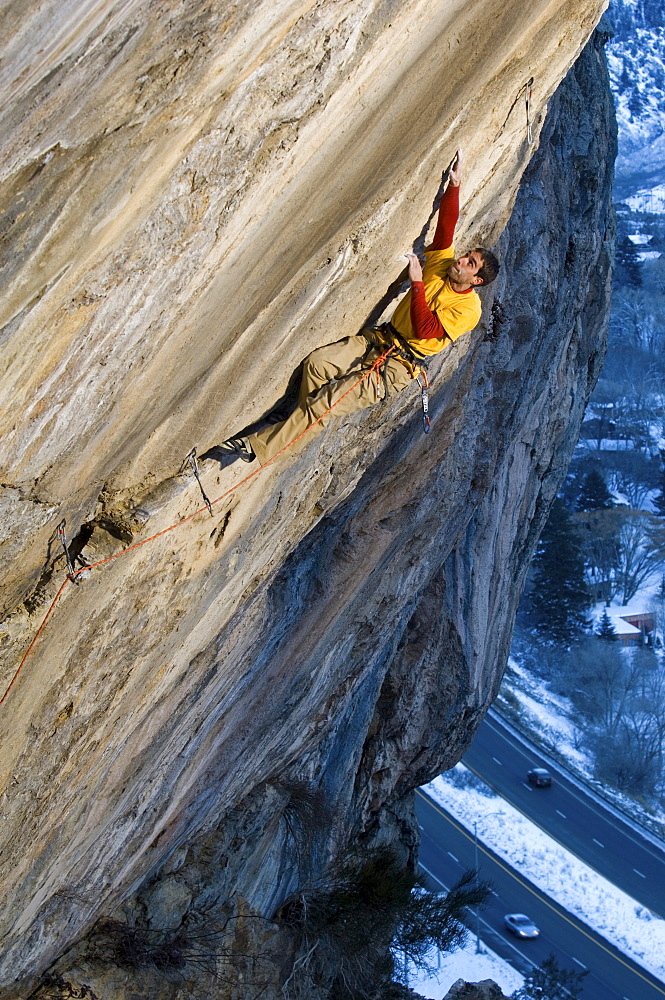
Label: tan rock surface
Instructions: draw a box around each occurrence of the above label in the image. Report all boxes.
[0,1,611,995]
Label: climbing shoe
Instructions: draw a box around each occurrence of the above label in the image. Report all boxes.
[201,438,255,468]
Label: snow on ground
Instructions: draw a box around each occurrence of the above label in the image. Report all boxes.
[626,184,665,214]
[627,233,652,244]
[425,767,665,983]
[407,938,524,999]
[502,660,593,774]
[589,585,665,637]
[579,437,640,450]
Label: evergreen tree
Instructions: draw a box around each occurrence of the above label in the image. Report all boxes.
[654,455,665,517]
[615,227,642,288]
[628,88,646,120]
[512,954,587,1000]
[620,62,632,91]
[596,607,618,642]
[529,497,590,643]
[576,468,614,511]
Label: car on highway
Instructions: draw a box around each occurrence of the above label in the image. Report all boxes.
[504,913,540,938]
[527,767,553,787]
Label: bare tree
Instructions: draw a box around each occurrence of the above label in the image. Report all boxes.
[564,638,641,732]
[616,510,662,604]
[575,509,622,600]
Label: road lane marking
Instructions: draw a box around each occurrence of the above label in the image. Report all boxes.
[418,862,447,890]
[556,809,567,819]
[573,957,587,968]
[461,760,664,921]
[418,863,536,974]
[416,789,665,996]
[481,927,536,970]
[492,756,503,765]
[447,851,459,863]
[634,869,646,878]
[593,838,605,848]
[483,715,665,867]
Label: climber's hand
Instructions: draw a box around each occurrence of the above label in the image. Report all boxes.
[407,252,423,282]
[449,149,463,187]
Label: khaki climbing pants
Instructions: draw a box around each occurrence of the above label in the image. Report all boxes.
[246,333,416,465]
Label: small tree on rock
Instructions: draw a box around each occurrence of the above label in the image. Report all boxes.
[276,847,491,1000]
[512,954,587,1000]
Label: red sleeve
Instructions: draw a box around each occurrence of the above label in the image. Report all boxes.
[430,182,459,251]
[410,281,448,340]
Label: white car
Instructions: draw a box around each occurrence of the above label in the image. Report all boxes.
[504,913,540,938]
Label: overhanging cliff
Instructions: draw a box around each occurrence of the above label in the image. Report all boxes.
[0,2,614,997]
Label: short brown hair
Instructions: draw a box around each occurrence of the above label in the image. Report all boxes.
[475,247,500,285]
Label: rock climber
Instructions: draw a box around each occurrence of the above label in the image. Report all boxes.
[211,150,499,468]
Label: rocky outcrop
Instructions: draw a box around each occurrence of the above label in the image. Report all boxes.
[0,2,613,997]
[442,982,510,1000]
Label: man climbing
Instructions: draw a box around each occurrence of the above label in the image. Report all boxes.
[212,150,499,468]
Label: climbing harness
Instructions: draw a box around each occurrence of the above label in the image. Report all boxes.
[181,447,213,516]
[384,323,431,363]
[495,77,535,144]
[376,323,433,434]
[57,520,80,585]
[2,346,396,707]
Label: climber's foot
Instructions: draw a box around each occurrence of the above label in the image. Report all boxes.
[201,438,256,469]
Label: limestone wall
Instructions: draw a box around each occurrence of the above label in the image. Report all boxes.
[0,2,612,996]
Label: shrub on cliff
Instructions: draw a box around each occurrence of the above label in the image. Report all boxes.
[511,953,587,1000]
[276,846,490,999]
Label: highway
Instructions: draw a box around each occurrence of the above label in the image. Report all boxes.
[416,789,665,1000]
[462,712,665,917]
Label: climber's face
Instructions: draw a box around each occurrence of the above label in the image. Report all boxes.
[449,250,484,288]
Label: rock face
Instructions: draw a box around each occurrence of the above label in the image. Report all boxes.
[443,981,510,1000]
[0,2,613,997]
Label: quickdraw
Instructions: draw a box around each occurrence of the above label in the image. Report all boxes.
[57,519,80,585]
[374,324,432,433]
[525,77,534,145]
[416,370,431,434]
[181,447,213,516]
[494,76,535,144]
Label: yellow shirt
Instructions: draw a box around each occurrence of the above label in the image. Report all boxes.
[390,244,482,358]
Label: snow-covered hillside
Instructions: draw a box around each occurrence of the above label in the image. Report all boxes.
[607,0,665,202]
[607,0,665,152]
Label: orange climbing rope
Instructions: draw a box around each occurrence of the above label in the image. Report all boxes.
[0,346,396,707]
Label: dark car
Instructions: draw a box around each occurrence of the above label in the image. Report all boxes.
[527,767,553,787]
[504,913,540,938]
